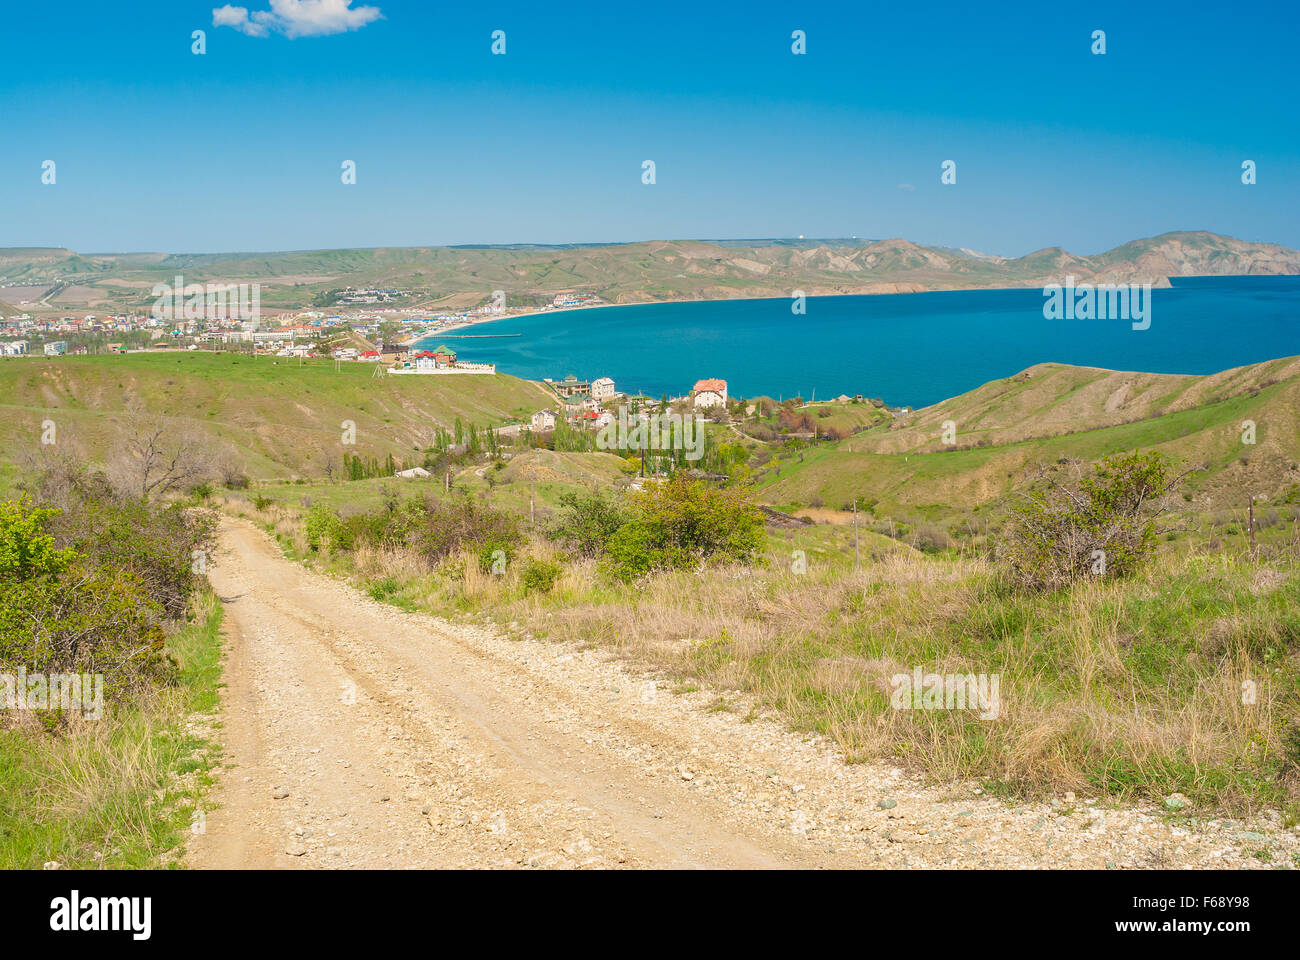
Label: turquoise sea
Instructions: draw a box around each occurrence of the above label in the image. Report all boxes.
[418,276,1300,408]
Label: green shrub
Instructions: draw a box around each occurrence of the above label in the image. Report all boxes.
[51,489,213,621]
[0,466,217,726]
[0,498,75,581]
[1000,451,1185,590]
[0,561,171,703]
[604,473,765,580]
[0,493,188,713]
[366,576,399,601]
[476,537,516,574]
[552,489,628,557]
[304,503,340,552]
[324,495,524,569]
[520,558,562,593]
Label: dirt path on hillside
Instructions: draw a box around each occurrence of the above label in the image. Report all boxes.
[188,516,1297,869]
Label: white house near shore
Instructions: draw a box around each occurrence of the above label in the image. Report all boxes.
[530,410,558,431]
[692,378,728,409]
[591,376,616,400]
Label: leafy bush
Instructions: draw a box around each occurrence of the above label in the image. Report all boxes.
[604,473,765,580]
[0,498,75,581]
[1000,451,1185,590]
[325,495,524,568]
[49,486,214,620]
[552,489,628,558]
[304,503,340,552]
[520,558,562,593]
[476,538,516,574]
[0,559,172,703]
[0,493,194,714]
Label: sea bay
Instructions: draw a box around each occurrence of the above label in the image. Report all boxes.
[421,276,1300,408]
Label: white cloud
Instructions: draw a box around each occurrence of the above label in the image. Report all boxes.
[213,6,269,37]
[213,0,382,39]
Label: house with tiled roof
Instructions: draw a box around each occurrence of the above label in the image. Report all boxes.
[692,378,728,409]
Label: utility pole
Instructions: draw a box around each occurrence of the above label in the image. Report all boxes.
[1248,496,1258,559]
[853,499,860,571]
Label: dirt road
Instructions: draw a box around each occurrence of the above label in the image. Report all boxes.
[188,516,1296,869]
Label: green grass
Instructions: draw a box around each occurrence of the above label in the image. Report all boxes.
[0,594,224,869]
[0,352,554,479]
[755,379,1294,514]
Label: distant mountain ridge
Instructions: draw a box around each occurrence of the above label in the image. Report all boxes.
[1,231,1296,314]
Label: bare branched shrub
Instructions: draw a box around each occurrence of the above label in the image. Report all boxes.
[107,415,214,501]
[999,451,1191,590]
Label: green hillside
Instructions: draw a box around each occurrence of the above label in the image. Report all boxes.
[0,352,553,480]
[755,356,1300,517]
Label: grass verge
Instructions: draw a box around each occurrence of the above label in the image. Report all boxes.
[0,592,224,869]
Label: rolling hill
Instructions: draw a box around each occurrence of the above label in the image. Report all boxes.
[755,355,1300,516]
[2,231,1296,316]
[0,352,554,481]
[3,349,1299,529]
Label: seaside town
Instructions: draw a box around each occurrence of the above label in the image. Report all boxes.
[0,284,902,463]
[0,287,803,446]
[0,288,605,360]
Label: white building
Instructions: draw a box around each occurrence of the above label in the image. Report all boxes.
[1,340,28,356]
[530,410,557,431]
[692,378,728,409]
[43,341,68,356]
[591,376,616,400]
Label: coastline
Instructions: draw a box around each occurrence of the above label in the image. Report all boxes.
[410,271,1296,346]
[400,276,1300,408]
[407,282,1062,346]
[411,299,677,343]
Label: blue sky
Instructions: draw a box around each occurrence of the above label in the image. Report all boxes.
[1,0,1296,255]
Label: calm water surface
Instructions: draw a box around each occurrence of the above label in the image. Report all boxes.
[418,276,1300,407]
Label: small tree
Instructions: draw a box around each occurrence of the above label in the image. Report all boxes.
[552,489,628,557]
[604,473,765,580]
[1001,451,1189,590]
[109,417,213,501]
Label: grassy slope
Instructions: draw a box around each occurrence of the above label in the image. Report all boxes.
[0,352,555,479]
[257,449,633,518]
[756,357,1300,514]
[0,594,223,869]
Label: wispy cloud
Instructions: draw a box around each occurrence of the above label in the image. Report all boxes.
[213,0,382,39]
